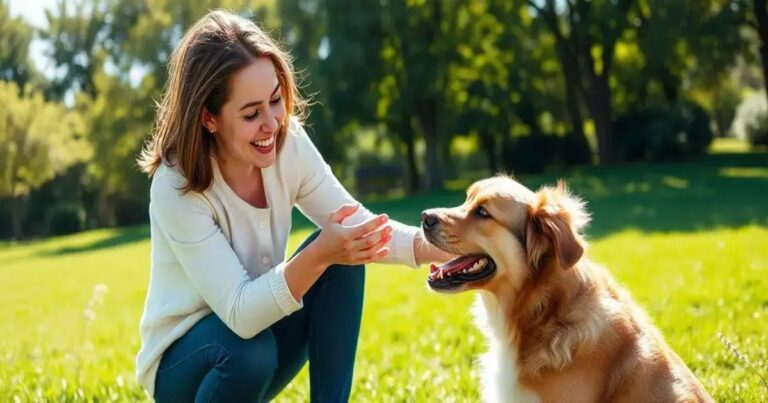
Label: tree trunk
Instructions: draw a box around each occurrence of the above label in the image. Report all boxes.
[404,132,421,193]
[97,192,116,227]
[480,132,498,175]
[561,65,592,164]
[584,73,616,163]
[418,101,443,191]
[754,0,768,107]
[546,6,592,165]
[10,195,25,240]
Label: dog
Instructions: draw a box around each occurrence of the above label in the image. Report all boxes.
[421,176,712,403]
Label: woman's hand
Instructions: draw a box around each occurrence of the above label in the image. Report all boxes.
[311,203,393,266]
[413,230,457,266]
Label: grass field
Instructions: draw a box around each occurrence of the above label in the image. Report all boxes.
[1,142,767,402]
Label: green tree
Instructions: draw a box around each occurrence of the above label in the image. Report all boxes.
[0,81,91,239]
[0,1,41,89]
[378,0,472,191]
[530,0,635,163]
[40,0,108,99]
[74,72,149,227]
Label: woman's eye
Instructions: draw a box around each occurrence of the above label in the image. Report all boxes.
[244,111,259,121]
[270,96,282,105]
[476,206,491,218]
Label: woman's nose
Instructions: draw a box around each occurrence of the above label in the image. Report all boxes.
[261,110,279,133]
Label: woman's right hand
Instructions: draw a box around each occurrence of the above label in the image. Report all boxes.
[311,203,393,267]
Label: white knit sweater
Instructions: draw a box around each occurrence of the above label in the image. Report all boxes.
[135,119,419,396]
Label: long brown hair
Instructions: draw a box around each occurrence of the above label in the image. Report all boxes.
[138,9,306,193]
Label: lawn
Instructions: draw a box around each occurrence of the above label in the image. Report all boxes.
[1,143,767,402]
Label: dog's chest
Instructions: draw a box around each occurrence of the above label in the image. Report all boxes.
[476,296,540,403]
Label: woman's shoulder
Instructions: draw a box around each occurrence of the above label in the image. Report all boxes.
[282,116,318,156]
[152,161,186,186]
[150,162,196,202]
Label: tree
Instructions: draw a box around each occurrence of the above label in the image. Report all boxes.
[0,81,91,239]
[0,2,41,89]
[530,0,635,163]
[74,72,149,227]
[377,0,471,191]
[40,0,108,99]
[745,0,768,109]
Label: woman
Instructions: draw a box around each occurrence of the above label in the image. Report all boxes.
[135,9,451,403]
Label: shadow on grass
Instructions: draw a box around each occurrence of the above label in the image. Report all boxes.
[293,151,768,240]
[0,225,150,264]
[41,225,151,256]
[8,151,764,262]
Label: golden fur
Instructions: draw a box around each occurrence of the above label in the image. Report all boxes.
[422,176,712,403]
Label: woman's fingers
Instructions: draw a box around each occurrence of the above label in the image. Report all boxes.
[352,246,390,264]
[357,226,392,251]
[328,203,360,224]
[349,214,388,239]
[349,230,391,263]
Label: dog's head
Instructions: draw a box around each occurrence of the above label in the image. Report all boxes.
[422,176,590,294]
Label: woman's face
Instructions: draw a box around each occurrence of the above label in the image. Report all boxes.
[204,57,286,169]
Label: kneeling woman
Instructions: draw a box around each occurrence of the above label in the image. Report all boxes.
[134,9,450,403]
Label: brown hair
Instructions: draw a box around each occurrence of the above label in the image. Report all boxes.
[138,9,306,192]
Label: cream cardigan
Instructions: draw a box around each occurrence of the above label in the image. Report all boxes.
[135,119,419,396]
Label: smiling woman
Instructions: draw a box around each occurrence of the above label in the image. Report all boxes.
[133,9,452,403]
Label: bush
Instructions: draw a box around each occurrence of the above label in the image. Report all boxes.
[732,92,768,147]
[501,134,559,174]
[47,204,84,236]
[613,101,714,162]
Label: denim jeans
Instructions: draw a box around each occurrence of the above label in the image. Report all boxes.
[154,230,365,402]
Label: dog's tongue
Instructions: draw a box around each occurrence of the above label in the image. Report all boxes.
[429,255,480,279]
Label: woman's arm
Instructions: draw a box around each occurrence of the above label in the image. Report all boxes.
[151,171,320,338]
[291,124,424,267]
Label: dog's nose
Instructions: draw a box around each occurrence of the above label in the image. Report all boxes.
[421,211,439,229]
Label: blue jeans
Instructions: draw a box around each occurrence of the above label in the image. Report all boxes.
[154,230,365,402]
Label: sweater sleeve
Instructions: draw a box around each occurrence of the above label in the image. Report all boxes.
[149,170,302,339]
[292,124,420,268]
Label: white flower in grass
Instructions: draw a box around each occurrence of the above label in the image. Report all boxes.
[83,283,108,322]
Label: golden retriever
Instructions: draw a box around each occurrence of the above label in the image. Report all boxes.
[421,176,712,403]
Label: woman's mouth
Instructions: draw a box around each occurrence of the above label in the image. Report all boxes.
[250,135,275,154]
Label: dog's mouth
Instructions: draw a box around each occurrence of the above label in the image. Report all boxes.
[427,254,496,293]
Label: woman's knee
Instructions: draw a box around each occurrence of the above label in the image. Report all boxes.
[219,329,278,384]
[322,263,365,295]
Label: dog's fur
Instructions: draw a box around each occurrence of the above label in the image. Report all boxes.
[422,176,712,403]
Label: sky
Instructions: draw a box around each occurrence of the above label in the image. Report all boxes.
[7,0,54,29]
[7,0,147,94]
[8,0,58,79]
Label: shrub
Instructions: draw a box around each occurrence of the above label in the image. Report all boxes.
[501,134,559,174]
[732,92,768,147]
[47,204,84,236]
[613,101,714,162]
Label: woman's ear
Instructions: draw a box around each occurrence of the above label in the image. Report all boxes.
[526,181,589,270]
[200,107,218,134]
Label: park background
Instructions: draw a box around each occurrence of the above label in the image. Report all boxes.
[1,0,767,401]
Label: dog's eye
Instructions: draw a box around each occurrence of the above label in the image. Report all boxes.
[476,206,491,218]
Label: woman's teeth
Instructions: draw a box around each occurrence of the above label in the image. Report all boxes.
[250,136,274,147]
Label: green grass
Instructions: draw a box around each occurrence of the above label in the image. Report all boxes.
[1,147,767,402]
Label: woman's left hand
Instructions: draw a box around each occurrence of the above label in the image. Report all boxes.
[413,230,457,266]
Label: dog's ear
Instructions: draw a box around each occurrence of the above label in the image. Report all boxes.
[526,181,589,270]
